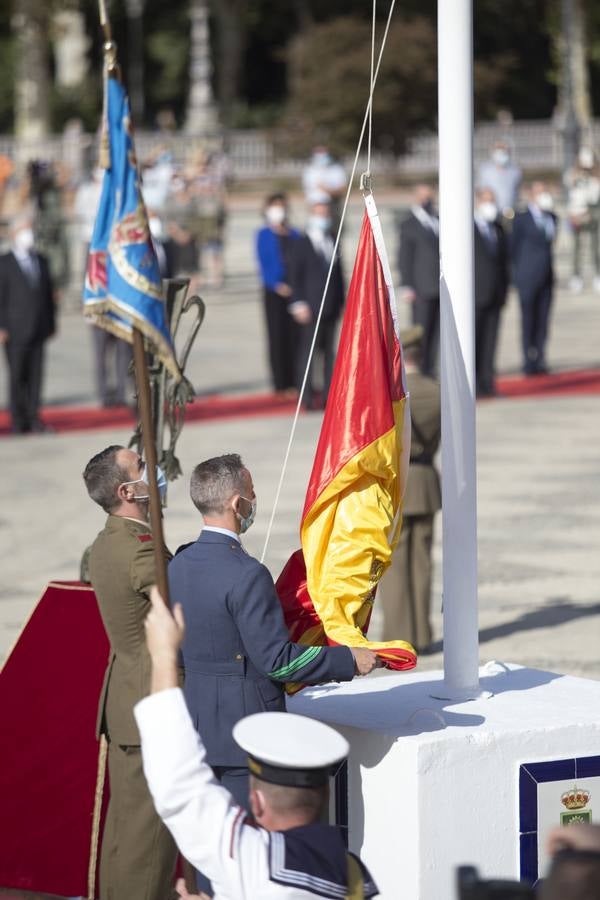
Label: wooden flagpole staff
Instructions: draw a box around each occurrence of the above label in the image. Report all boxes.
[132,329,171,603]
[98,0,170,605]
[95,3,196,892]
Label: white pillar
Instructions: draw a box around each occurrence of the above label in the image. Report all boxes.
[437,0,481,698]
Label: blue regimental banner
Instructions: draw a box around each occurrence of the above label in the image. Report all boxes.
[83,77,179,379]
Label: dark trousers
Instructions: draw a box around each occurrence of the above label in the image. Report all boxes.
[100,741,177,900]
[475,304,501,394]
[518,282,553,373]
[93,326,132,405]
[195,766,249,895]
[295,317,337,407]
[263,288,296,391]
[412,295,439,377]
[379,514,434,650]
[4,339,44,432]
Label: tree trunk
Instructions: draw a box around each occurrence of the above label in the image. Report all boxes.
[210,0,246,128]
[13,0,51,141]
[571,0,591,136]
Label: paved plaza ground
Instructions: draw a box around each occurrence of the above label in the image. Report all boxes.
[1,190,599,682]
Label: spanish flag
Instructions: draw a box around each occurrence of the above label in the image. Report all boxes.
[276,193,417,674]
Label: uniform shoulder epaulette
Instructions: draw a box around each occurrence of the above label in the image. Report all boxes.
[136,533,153,543]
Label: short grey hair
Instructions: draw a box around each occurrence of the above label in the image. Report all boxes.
[190,453,247,515]
[83,445,128,513]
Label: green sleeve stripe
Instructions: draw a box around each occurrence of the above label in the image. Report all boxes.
[269,645,323,680]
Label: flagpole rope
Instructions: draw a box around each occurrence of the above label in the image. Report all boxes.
[260,0,396,564]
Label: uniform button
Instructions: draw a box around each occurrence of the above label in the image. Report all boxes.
[235,653,243,660]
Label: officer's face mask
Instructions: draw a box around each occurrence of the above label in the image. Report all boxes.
[14,227,35,253]
[235,495,257,534]
[122,464,168,503]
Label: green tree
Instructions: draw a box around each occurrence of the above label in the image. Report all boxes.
[283,15,514,157]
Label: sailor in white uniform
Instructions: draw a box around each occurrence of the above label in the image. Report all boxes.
[135,587,379,900]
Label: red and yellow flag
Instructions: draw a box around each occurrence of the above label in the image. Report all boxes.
[276,194,417,674]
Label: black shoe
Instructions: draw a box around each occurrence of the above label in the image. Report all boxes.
[30,420,54,434]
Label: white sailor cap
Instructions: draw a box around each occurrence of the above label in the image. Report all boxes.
[233,712,349,788]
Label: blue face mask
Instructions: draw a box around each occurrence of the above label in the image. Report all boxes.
[123,464,168,502]
[237,496,257,534]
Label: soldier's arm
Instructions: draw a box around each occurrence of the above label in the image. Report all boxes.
[138,590,264,893]
[130,536,172,597]
[229,565,355,684]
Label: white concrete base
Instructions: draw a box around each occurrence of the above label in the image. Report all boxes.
[288,662,600,900]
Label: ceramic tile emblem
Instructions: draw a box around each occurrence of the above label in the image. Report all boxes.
[519,755,600,885]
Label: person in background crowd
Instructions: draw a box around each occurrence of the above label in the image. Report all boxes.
[26,160,70,294]
[187,149,228,289]
[302,145,347,236]
[141,147,175,213]
[148,210,175,279]
[75,166,132,408]
[378,326,440,653]
[164,173,200,282]
[288,200,345,410]
[474,187,510,397]
[255,192,299,396]
[511,181,558,376]
[398,183,440,377]
[0,213,56,434]
[476,140,522,220]
[564,145,600,294]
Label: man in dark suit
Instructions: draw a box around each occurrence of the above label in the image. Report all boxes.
[398,184,440,377]
[474,187,510,396]
[168,456,376,864]
[378,327,441,652]
[0,215,56,433]
[288,201,345,409]
[511,181,558,375]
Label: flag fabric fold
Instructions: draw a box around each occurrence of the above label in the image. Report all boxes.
[83,76,179,380]
[276,193,417,678]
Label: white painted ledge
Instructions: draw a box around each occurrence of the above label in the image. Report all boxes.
[288,664,600,899]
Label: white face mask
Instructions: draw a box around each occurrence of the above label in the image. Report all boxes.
[148,217,163,239]
[265,205,286,226]
[478,201,498,223]
[492,148,510,167]
[312,152,331,167]
[122,464,168,503]
[308,215,331,232]
[14,228,35,253]
[536,192,554,212]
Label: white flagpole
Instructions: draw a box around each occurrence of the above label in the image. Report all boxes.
[437,0,483,699]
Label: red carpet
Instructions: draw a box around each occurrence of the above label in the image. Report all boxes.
[496,367,600,399]
[0,391,298,436]
[1,369,599,437]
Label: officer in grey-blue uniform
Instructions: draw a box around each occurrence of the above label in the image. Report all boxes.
[136,584,379,899]
[168,454,377,893]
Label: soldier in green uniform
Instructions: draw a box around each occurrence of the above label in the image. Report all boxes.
[379,326,441,652]
[83,445,177,900]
